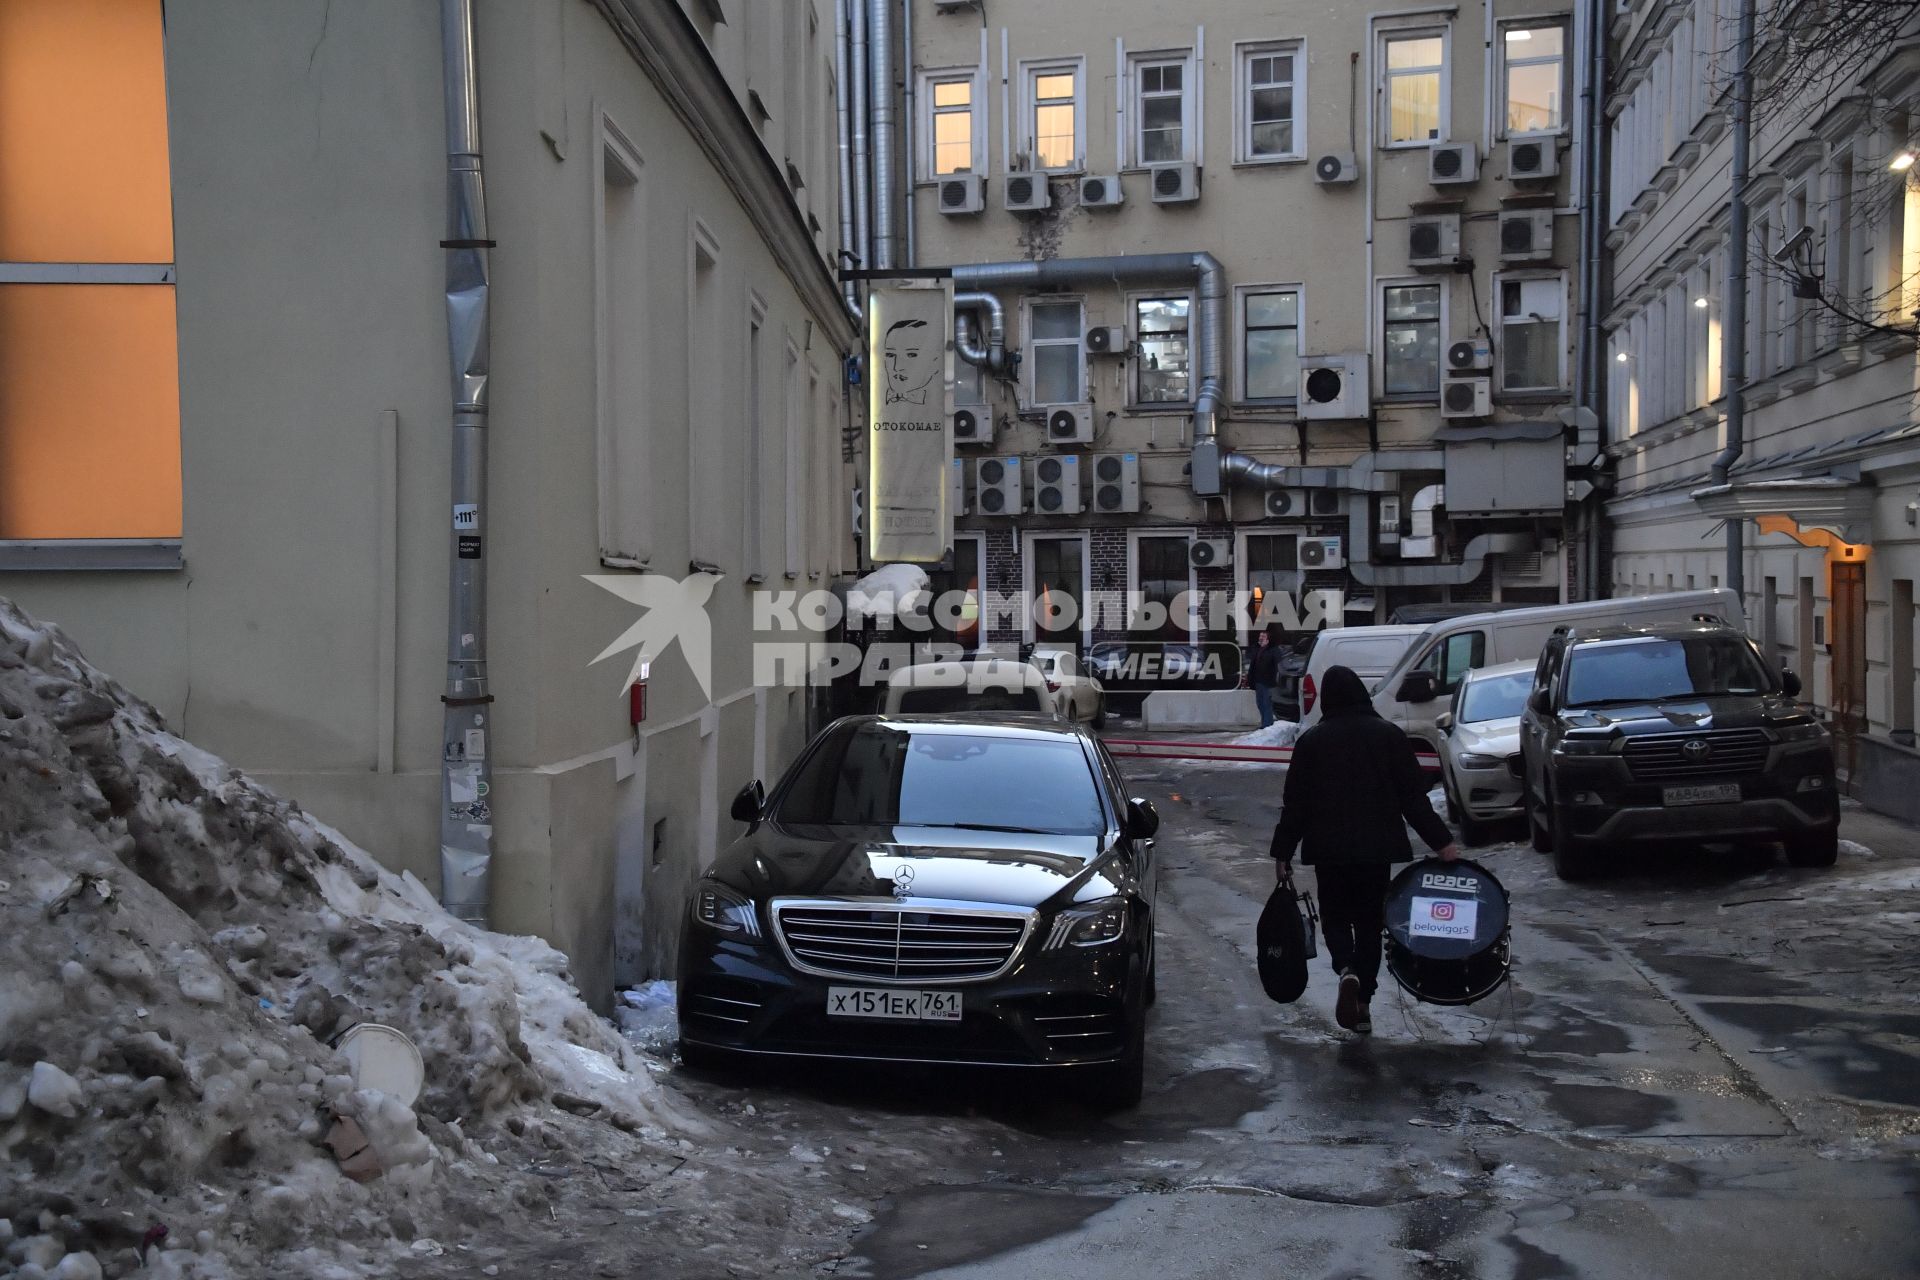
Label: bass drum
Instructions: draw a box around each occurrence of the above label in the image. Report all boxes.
[1384,858,1512,1006]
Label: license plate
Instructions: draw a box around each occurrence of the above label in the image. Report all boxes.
[1663,782,1741,806]
[826,987,962,1022]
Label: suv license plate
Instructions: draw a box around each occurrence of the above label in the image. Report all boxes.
[826,987,962,1022]
[1663,783,1741,806]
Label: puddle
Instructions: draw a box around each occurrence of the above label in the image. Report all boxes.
[1540,1081,1678,1133]
[850,1184,1116,1278]
[1633,951,1812,999]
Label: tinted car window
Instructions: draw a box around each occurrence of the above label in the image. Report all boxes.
[1563,635,1769,707]
[778,724,1105,834]
[895,686,1044,713]
[1459,670,1533,723]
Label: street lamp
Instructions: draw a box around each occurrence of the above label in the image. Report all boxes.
[1893,150,1916,172]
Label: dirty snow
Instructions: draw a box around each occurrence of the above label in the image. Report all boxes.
[0,597,858,1278]
[845,562,931,622]
[1230,720,1302,748]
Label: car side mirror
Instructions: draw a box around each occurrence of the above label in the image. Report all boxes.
[1436,712,1454,734]
[1396,671,1436,704]
[1781,668,1802,698]
[730,780,766,823]
[1529,689,1552,715]
[1125,797,1159,839]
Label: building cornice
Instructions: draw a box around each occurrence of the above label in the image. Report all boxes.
[591,0,857,347]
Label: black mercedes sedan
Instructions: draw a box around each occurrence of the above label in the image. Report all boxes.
[677,714,1160,1107]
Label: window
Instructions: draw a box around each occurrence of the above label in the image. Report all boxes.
[743,302,765,577]
[1240,534,1299,635]
[1500,21,1566,135]
[1131,533,1194,642]
[1024,62,1083,171]
[0,0,181,551]
[1131,54,1192,165]
[1237,42,1302,162]
[923,71,979,175]
[1381,282,1443,395]
[955,353,986,407]
[1134,296,1191,403]
[1027,533,1087,644]
[1381,30,1446,146]
[596,122,647,565]
[1241,287,1301,400]
[1416,631,1486,699]
[1497,276,1564,392]
[1026,298,1084,406]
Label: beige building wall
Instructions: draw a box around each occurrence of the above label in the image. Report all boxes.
[0,0,858,1002]
[1602,2,1920,816]
[896,0,1582,625]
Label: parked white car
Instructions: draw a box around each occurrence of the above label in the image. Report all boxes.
[1296,625,1427,731]
[1435,659,1535,845]
[879,658,1057,717]
[1031,648,1107,727]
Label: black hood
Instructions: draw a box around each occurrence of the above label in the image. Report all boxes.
[1320,664,1376,716]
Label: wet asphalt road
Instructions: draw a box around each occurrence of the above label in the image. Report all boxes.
[672,754,1920,1279]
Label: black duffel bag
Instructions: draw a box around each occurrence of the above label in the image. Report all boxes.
[1256,865,1318,1004]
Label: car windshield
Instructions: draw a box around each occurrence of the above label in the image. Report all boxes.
[1459,671,1533,723]
[777,723,1105,834]
[895,686,1043,714]
[1562,635,1770,707]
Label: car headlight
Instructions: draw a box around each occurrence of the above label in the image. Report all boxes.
[1044,898,1128,949]
[1552,736,1616,756]
[691,882,761,938]
[1772,720,1827,743]
[1456,752,1506,769]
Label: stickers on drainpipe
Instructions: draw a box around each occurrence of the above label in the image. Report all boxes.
[453,504,478,531]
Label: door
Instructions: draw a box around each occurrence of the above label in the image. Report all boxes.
[1830,561,1867,737]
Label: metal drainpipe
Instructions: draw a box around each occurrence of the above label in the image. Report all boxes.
[438,0,494,926]
[1711,0,1756,602]
[1584,0,1611,600]
[869,0,897,269]
[834,0,859,310]
[850,0,871,274]
[901,0,915,268]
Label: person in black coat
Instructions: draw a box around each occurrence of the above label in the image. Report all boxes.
[1270,664,1457,1033]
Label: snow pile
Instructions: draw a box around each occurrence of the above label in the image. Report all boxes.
[613,982,679,1055]
[0,597,703,1277]
[1232,720,1302,748]
[845,563,931,622]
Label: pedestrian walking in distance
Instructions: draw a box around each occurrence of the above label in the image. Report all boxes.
[1270,664,1458,1033]
[1245,626,1284,729]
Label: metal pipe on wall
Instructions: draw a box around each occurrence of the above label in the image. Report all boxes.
[1583,0,1611,601]
[849,0,871,271]
[953,291,1006,371]
[438,0,495,926]
[834,0,859,309]
[1712,0,1756,602]
[901,0,916,267]
[868,0,898,269]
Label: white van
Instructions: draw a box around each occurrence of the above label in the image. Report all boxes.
[1371,589,1743,756]
[1296,625,1427,730]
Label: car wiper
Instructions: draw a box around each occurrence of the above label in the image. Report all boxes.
[928,821,1050,834]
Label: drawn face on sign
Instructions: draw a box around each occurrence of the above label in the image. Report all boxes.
[882,319,939,406]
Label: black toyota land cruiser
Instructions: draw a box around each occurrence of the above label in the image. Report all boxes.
[1518,620,1838,881]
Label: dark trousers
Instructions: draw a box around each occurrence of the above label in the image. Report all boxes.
[1253,683,1276,727]
[1314,862,1391,999]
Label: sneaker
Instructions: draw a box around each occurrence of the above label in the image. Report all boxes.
[1334,973,1363,1031]
[1354,1005,1372,1035]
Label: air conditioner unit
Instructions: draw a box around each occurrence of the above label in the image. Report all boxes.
[1030,455,1081,515]
[1409,212,1462,269]
[1441,372,1492,419]
[1085,326,1128,356]
[1297,535,1345,571]
[1446,337,1493,373]
[1299,353,1369,420]
[1149,161,1200,204]
[951,457,970,516]
[1378,495,1403,543]
[1307,488,1346,518]
[1313,151,1359,184]
[1507,136,1559,182]
[1499,208,1555,262]
[953,403,989,444]
[1043,402,1094,445]
[1004,171,1050,212]
[1090,452,1140,513]
[974,455,1022,515]
[1264,488,1309,519]
[1079,174,1124,208]
[1189,537,1231,569]
[1428,142,1478,185]
[937,172,986,215]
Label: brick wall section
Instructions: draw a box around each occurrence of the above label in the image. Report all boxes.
[1089,528,1129,646]
[983,527,1022,649]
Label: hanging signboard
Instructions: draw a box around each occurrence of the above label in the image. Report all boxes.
[866,278,954,564]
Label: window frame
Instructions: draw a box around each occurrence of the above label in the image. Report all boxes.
[1498,17,1570,139]
[919,66,985,179]
[1377,25,1451,150]
[1126,528,1199,646]
[1128,49,1197,168]
[1377,277,1447,399]
[1491,270,1568,394]
[1020,57,1086,174]
[1022,295,1087,408]
[1235,282,1304,404]
[1234,39,1306,165]
[1128,290,1195,407]
[1233,529,1304,645]
[1023,530,1094,646]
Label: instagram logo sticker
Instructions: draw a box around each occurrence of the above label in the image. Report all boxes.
[1430,901,1456,922]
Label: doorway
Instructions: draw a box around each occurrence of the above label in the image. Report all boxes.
[1830,560,1868,739]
